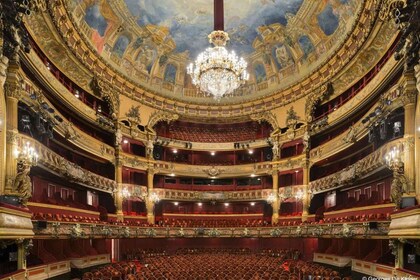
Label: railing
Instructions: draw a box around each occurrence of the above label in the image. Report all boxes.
[31,220,390,239]
[27,260,71,280]
[313,39,399,121]
[154,188,270,201]
[27,38,111,118]
[352,259,394,279]
[19,134,116,193]
[310,81,405,162]
[20,78,115,161]
[309,139,406,193]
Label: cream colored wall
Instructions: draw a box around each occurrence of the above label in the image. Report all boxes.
[269,97,307,128]
[118,95,159,126]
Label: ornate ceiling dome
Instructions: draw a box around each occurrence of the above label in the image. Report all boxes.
[67,0,363,105]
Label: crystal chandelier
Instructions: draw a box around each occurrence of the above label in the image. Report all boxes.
[187,31,249,101]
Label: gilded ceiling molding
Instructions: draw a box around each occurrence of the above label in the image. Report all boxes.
[26,0,391,120]
[379,0,406,21]
[146,111,179,133]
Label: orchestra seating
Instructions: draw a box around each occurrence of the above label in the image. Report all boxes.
[82,249,347,280]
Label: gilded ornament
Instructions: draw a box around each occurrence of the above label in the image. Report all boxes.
[147,111,179,132]
[13,159,32,206]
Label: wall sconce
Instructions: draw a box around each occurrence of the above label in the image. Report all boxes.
[121,187,131,200]
[393,122,401,137]
[17,142,39,166]
[74,90,80,99]
[266,193,276,204]
[294,190,304,201]
[149,192,160,203]
[385,147,403,172]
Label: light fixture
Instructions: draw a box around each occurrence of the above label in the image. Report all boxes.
[266,193,276,204]
[17,142,39,166]
[187,0,248,101]
[224,202,229,206]
[385,146,403,172]
[211,151,215,156]
[173,149,178,154]
[123,139,129,144]
[121,187,131,199]
[97,105,102,113]
[250,174,256,178]
[149,192,160,203]
[198,202,203,206]
[170,173,175,177]
[250,202,255,206]
[74,90,80,99]
[295,190,304,200]
[174,202,179,206]
[248,150,254,154]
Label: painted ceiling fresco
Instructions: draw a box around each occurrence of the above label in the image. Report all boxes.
[70,0,361,102]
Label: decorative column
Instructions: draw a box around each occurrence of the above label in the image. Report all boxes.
[271,170,279,225]
[0,55,9,194]
[16,239,26,270]
[114,154,124,221]
[146,167,156,224]
[414,63,420,203]
[4,67,22,194]
[401,71,416,195]
[390,239,404,269]
[301,159,310,222]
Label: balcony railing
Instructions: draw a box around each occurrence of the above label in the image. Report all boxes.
[309,139,405,193]
[19,134,116,193]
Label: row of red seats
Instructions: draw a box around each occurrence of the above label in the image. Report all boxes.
[161,218,269,228]
[32,212,103,224]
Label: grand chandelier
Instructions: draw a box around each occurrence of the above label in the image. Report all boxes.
[187,31,249,100]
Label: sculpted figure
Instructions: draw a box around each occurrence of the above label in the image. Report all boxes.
[14,159,32,206]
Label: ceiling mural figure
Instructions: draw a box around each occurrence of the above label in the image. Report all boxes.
[69,0,363,103]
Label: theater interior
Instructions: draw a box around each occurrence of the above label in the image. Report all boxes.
[0,0,420,279]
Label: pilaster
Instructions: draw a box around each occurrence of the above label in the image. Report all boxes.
[271,170,279,225]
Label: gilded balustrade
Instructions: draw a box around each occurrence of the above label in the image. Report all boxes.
[19,134,116,193]
[157,188,272,202]
[32,220,390,239]
[310,81,406,163]
[22,50,99,126]
[310,138,406,193]
[19,77,115,162]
